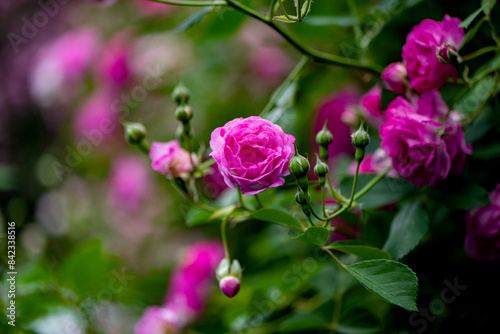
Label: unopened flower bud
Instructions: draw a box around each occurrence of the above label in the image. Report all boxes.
[295,190,308,205]
[314,154,328,186]
[351,124,370,149]
[219,276,240,298]
[436,43,459,64]
[175,105,193,123]
[316,121,333,147]
[172,83,190,105]
[123,121,146,144]
[381,62,407,95]
[289,150,309,178]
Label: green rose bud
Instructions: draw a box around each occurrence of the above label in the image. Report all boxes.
[289,150,310,178]
[351,124,370,148]
[316,121,333,147]
[172,83,190,105]
[295,190,309,205]
[175,105,193,123]
[123,121,146,144]
[314,154,329,186]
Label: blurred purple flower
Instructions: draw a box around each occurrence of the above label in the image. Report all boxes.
[359,85,383,128]
[135,306,185,334]
[465,185,500,261]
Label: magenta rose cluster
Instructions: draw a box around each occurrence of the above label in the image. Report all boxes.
[465,185,500,261]
[135,241,224,334]
[381,15,464,95]
[210,116,295,195]
[380,91,471,187]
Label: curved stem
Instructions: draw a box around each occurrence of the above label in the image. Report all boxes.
[255,194,265,209]
[353,166,391,201]
[461,46,499,61]
[237,185,248,209]
[278,0,294,21]
[221,214,231,262]
[147,0,226,6]
[326,173,347,204]
[321,185,326,217]
[347,161,360,208]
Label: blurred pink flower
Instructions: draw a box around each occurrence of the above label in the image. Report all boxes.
[347,148,397,177]
[149,141,194,179]
[409,90,448,120]
[135,241,224,333]
[359,85,383,128]
[250,46,292,83]
[96,32,133,88]
[72,90,119,143]
[134,0,176,16]
[465,185,500,261]
[30,27,101,106]
[313,89,359,164]
[108,154,151,213]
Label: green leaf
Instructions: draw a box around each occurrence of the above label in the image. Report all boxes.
[340,175,415,210]
[459,2,489,29]
[328,240,393,260]
[288,226,330,246]
[382,201,429,260]
[345,259,418,311]
[272,15,297,23]
[460,17,486,49]
[175,7,213,33]
[251,208,303,229]
[185,207,213,226]
[472,56,500,81]
[429,181,491,210]
[454,77,494,115]
[280,313,329,332]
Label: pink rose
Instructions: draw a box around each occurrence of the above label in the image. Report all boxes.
[402,15,464,93]
[465,185,500,261]
[442,119,472,175]
[210,116,295,195]
[380,97,451,187]
[149,141,194,179]
[381,62,407,95]
[96,32,133,88]
[409,90,449,120]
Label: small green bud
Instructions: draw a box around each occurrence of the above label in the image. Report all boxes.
[316,121,333,147]
[289,150,310,178]
[295,190,309,205]
[313,154,328,177]
[123,121,146,144]
[351,124,370,148]
[175,105,193,123]
[172,83,190,105]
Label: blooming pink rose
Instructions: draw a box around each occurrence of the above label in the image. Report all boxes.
[409,90,449,120]
[149,141,193,179]
[359,85,383,127]
[380,97,451,187]
[402,15,464,93]
[465,185,500,261]
[210,116,295,195]
[381,62,407,95]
